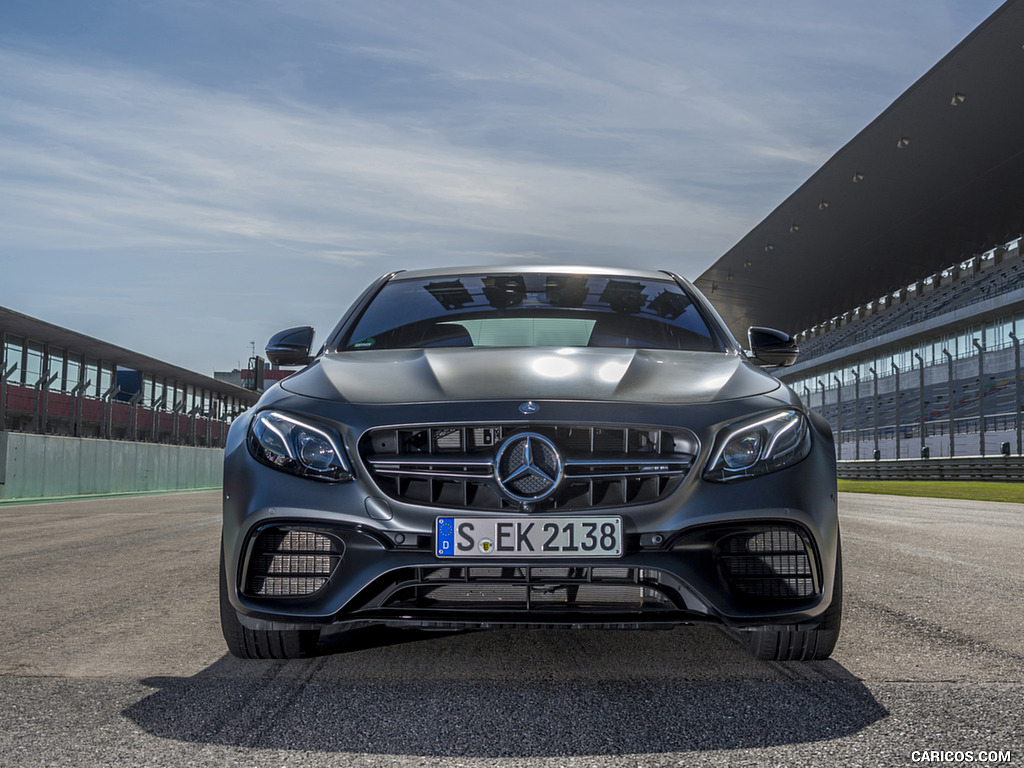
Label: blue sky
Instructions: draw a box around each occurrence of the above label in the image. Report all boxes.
[0,0,1004,374]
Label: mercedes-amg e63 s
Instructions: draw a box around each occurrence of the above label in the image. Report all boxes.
[221,266,841,660]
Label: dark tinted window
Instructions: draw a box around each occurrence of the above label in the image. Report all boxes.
[342,273,721,352]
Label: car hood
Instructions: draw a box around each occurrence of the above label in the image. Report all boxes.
[278,347,781,404]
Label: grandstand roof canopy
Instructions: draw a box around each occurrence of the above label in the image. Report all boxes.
[0,305,255,401]
[696,0,1024,341]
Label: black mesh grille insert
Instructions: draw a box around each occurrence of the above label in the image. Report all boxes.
[379,565,677,613]
[718,527,817,599]
[245,528,344,597]
[361,423,697,511]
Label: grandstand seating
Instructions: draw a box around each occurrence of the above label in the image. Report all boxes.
[782,241,1024,459]
[796,245,1022,362]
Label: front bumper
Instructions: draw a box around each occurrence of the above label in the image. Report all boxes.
[223,398,839,633]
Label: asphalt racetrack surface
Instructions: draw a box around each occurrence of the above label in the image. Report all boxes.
[0,490,1021,767]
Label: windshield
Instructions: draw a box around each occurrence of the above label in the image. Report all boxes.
[340,273,722,352]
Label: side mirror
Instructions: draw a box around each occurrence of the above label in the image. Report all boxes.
[747,326,799,367]
[266,326,315,367]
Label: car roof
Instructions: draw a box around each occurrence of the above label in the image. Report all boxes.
[391,264,680,282]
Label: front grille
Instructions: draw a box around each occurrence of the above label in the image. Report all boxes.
[718,527,817,599]
[244,529,344,597]
[361,423,697,511]
[378,565,677,613]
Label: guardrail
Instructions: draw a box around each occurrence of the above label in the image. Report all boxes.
[837,456,1024,481]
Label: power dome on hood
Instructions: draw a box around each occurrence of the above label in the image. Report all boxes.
[278,347,781,405]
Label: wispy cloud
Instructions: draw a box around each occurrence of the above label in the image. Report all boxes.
[0,46,751,262]
[0,0,1002,371]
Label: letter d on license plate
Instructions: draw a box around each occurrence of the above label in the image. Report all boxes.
[436,517,622,558]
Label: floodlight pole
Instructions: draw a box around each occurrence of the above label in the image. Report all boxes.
[1010,332,1022,455]
[973,338,985,456]
[206,400,214,448]
[34,373,59,434]
[101,385,120,440]
[70,379,92,438]
[189,404,202,446]
[942,349,954,458]
[869,366,879,456]
[128,390,144,442]
[851,368,861,460]
[914,353,925,455]
[833,375,843,460]
[0,329,5,431]
[0,363,18,433]
[172,398,185,445]
[151,393,167,443]
[891,362,901,460]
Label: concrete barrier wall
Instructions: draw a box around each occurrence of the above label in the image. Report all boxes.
[0,432,223,500]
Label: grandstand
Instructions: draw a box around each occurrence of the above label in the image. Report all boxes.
[795,240,1023,361]
[0,305,256,447]
[786,240,1024,460]
[696,0,1024,469]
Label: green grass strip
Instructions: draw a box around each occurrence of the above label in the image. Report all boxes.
[838,478,1024,503]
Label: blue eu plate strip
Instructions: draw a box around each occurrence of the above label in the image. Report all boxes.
[436,517,455,557]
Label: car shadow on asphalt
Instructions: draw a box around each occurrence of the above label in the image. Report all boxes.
[124,625,887,758]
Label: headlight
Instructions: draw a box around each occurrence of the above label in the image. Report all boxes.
[247,410,354,482]
[704,409,811,482]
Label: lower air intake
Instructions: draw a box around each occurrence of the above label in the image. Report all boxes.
[718,527,817,600]
[245,529,344,597]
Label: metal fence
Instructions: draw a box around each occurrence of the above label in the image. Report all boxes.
[799,338,1024,463]
[0,376,237,448]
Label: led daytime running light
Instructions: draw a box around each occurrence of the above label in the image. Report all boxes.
[248,410,353,482]
[704,409,810,482]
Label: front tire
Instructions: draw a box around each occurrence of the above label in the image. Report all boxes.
[219,544,321,659]
[743,536,843,661]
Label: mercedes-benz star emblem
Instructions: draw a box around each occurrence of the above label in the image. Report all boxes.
[495,432,563,502]
[518,401,540,415]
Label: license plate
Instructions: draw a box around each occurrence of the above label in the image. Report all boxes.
[435,517,622,558]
